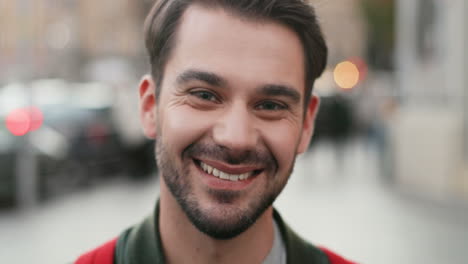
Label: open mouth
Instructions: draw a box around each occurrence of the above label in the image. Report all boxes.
[193,159,263,182]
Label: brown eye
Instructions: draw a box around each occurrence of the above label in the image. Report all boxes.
[256,100,287,111]
[190,90,219,102]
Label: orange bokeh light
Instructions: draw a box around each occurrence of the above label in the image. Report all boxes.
[334,61,360,89]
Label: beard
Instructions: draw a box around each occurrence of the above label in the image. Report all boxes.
[155,137,295,240]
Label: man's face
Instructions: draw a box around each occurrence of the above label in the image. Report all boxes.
[140,5,319,239]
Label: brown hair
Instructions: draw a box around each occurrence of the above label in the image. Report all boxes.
[144,0,328,107]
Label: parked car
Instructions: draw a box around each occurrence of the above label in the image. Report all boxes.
[35,103,126,199]
[33,79,130,198]
[0,127,18,208]
[0,79,157,204]
[0,82,27,207]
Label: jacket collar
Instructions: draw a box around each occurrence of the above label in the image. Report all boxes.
[116,201,328,264]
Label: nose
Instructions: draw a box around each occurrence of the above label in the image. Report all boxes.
[212,102,258,152]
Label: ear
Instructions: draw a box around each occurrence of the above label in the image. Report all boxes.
[297,94,320,154]
[139,74,157,139]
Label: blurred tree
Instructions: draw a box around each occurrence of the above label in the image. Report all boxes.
[361,0,395,70]
[416,0,436,62]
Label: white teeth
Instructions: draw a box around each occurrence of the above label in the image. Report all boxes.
[219,172,229,180]
[239,173,248,180]
[229,175,239,181]
[199,161,252,182]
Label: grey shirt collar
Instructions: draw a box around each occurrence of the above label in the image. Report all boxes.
[262,219,287,264]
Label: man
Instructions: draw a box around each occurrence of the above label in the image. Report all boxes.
[76,0,356,263]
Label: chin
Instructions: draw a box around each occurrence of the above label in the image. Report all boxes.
[179,188,275,240]
[186,202,259,240]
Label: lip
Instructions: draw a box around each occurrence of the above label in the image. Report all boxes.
[192,159,260,191]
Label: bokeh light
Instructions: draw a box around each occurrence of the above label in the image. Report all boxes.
[6,108,31,136]
[5,107,44,136]
[28,107,44,132]
[333,61,360,89]
[349,57,368,82]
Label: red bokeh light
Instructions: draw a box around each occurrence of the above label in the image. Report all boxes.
[5,107,44,136]
[349,57,368,83]
[28,107,44,132]
[6,108,30,136]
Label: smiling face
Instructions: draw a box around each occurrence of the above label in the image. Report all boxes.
[140,5,319,239]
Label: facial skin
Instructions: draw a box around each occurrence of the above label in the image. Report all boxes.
[140,5,319,241]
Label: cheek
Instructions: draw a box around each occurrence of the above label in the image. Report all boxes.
[259,121,301,172]
[160,106,215,155]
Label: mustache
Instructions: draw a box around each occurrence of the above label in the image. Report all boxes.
[183,141,277,169]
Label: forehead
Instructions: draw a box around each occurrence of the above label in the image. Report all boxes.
[163,4,306,95]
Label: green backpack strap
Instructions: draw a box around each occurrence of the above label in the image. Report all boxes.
[272,210,328,263]
[319,247,358,264]
[114,202,165,264]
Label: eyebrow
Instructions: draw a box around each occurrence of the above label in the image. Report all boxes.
[175,69,301,104]
[259,84,301,104]
[176,69,227,87]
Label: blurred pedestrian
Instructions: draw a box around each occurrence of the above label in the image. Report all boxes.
[75,0,356,263]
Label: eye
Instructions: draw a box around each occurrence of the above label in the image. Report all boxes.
[256,100,288,111]
[190,90,219,103]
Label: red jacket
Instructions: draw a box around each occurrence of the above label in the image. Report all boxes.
[75,238,357,264]
[76,206,357,264]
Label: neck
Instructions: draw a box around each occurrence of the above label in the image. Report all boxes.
[159,179,275,264]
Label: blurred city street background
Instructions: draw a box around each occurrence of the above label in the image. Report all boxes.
[1,140,468,263]
[1,0,468,263]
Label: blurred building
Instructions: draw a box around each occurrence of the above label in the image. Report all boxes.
[0,0,155,206]
[313,0,367,65]
[393,0,468,201]
[79,0,141,58]
[0,0,152,82]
